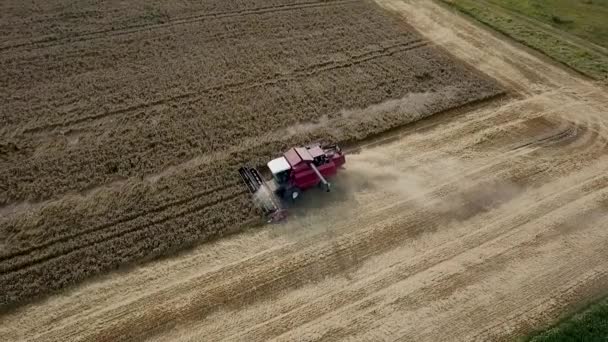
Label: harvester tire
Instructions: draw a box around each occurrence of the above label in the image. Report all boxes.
[286,187,301,202]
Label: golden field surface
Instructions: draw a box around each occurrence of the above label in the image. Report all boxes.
[0,0,501,307]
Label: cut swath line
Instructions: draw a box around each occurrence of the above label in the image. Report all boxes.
[21,39,429,135]
[0,190,247,275]
[0,181,241,264]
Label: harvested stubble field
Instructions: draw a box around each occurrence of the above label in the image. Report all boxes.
[0,0,502,307]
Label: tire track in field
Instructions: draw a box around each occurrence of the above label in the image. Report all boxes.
[0,0,358,52]
[270,188,608,341]
[0,185,246,275]
[21,39,429,135]
[264,168,608,339]
[229,193,608,341]
[0,196,257,312]
[353,88,594,160]
[0,180,241,261]
[464,266,608,342]
[63,158,608,342]
[391,264,608,341]
[51,125,608,341]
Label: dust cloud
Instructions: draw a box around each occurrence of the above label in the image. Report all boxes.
[271,87,525,244]
[279,140,525,241]
[253,185,280,214]
[344,148,459,206]
[283,88,457,139]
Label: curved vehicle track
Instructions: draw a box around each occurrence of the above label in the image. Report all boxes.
[2,0,608,341]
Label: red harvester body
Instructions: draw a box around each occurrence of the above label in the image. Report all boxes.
[238,143,345,222]
[284,145,345,190]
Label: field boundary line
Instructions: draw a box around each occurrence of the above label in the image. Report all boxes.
[345,91,506,151]
[437,0,608,83]
[465,266,608,341]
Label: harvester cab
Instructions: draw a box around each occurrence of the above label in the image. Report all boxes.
[239,143,345,223]
[267,156,292,190]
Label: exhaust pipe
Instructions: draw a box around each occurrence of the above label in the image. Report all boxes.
[309,163,331,192]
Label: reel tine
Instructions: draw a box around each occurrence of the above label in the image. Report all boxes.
[238,167,259,194]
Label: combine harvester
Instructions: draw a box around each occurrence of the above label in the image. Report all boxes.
[239,143,346,222]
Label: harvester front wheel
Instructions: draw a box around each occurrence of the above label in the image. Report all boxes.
[286,187,301,202]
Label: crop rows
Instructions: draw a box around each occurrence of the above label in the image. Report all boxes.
[0,45,499,202]
[2,1,413,129]
[0,0,342,51]
[0,0,503,307]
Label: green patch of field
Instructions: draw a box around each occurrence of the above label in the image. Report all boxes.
[491,0,608,49]
[443,0,608,83]
[523,296,608,342]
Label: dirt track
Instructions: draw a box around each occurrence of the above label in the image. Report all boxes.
[2,0,608,341]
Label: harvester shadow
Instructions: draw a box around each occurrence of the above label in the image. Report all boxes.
[270,170,376,280]
[273,170,367,237]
